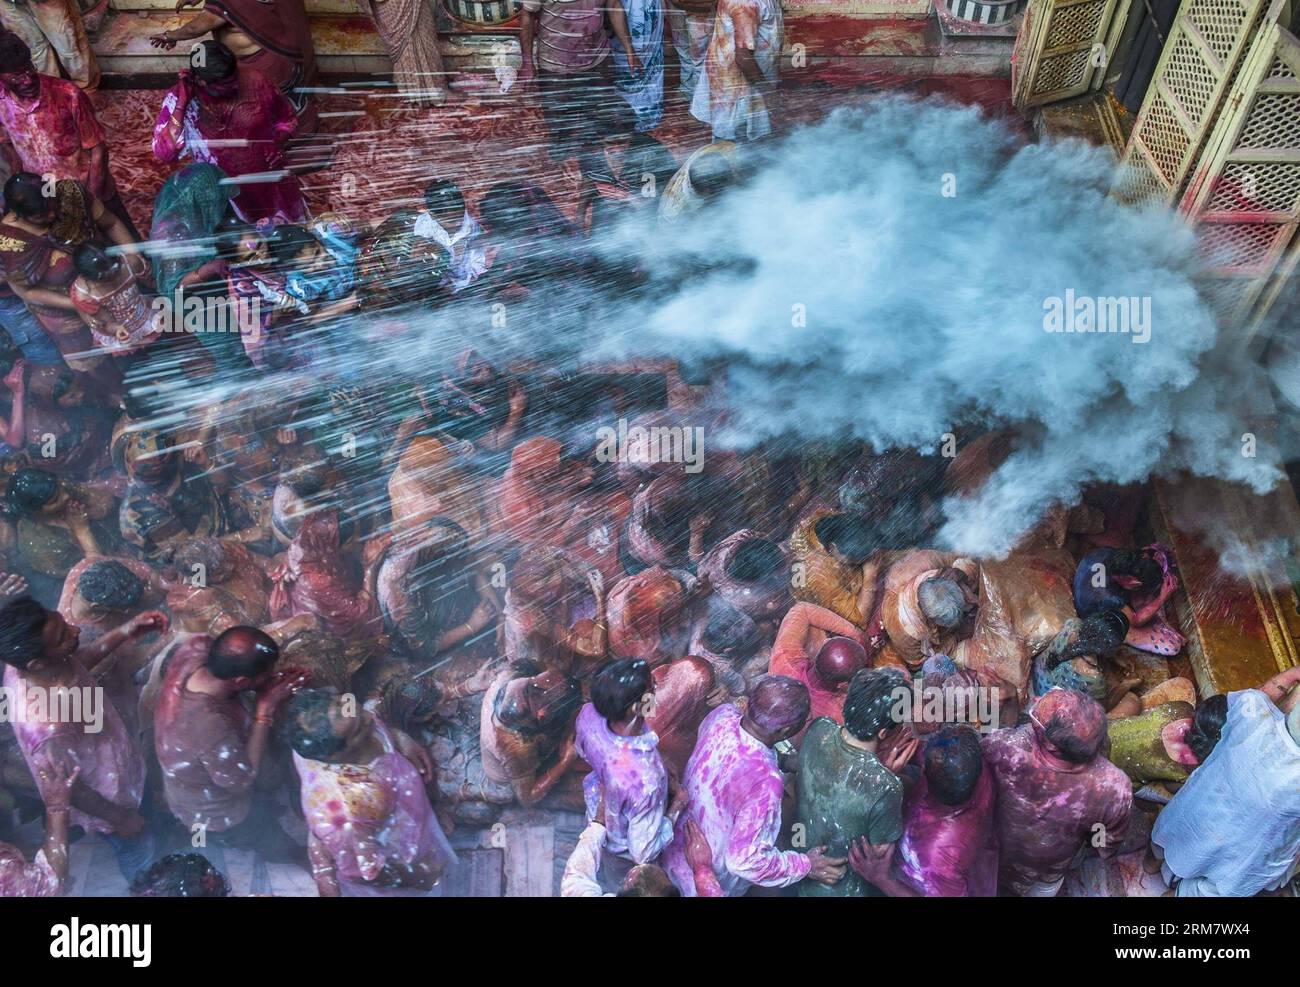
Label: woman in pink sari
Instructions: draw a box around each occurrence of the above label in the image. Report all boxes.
[270,509,382,639]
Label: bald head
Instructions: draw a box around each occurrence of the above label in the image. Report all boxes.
[814,636,866,685]
[208,626,279,681]
[747,674,811,740]
[617,864,681,897]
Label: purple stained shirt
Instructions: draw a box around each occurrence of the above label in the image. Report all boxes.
[661,704,811,896]
[574,703,672,864]
[897,763,999,897]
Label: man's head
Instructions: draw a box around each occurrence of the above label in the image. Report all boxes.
[812,636,866,687]
[1186,693,1227,763]
[0,596,78,671]
[726,538,786,584]
[842,666,908,742]
[922,724,983,806]
[744,674,811,745]
[282,688,367,761]
[918,569,978,637]
[496,663,582,739]
[1044,610,1129,671]
[78,560,145,613]
[5,467,60,517]
[423,179,466,231]
[191,40,238,94]
[130,852,230,897]
[698,602,759,659]
[266,224,321,268]
[1105,550,1163,594]
[813,512,877,565]
[0,32,37,100]
[688,151,736,202]
[617,864,681,897]
[206,625,279,688]
[590,657,653,723]
[2,172,55,225]
[1029,688,1106,764]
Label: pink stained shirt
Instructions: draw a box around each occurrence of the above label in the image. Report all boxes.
[574,703,673,864]
[0,75,113,199]
[0,844,61,897]
[767,602,861,734]
[4,660,144,835]
[661,704,811,896]
[520,0,610,74]
[896,760,999,897]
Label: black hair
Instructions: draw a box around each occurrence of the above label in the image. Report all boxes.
[130,852,230,896]
[73,242,120,281]
[923,725,983,805]
[266,224,318,266]
[842,666,907,741]
[1107,550,1163,594]
[191,40,237,83]
[282,688,349,760]
[207,625,279,680]
[0,596,48,669]
[1041,706,1102,764]
[78,560,145,610]
[726,538,785,583]
[1048,610,1129,670]
[688,151,736,201]
[1187,693,1228,763]
[0,31,33,75]
[5,467,58,517]
[2,172,51,222]
[700,604,758,658]
[590,658,652,721]
[814,512,877,565]
[423,179,465,219]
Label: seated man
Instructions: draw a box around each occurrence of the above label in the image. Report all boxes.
[787,510,879,627]
[877,549,980,672]
[661,675,845,896]
[982,688,1131,896]
[574,659,679,871]
[0,596,162,879]
[795,667,915,897]
[479,659,583,808]
[850,724,998,897]
[606,565,709,666]
[697,530,791,624]
[767,601,866,736]
[153,627,307,853]
[285,688,456,897]
[1151,666,1300,896]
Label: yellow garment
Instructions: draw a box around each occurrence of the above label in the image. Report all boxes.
[787,508,864,626]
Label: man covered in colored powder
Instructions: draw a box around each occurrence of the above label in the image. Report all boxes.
[849,724,999,897]
[574,658,681,872]
[982,687,1131,896]
[794,666,917,896]
[767,601,867,736]
[661,675,846,895]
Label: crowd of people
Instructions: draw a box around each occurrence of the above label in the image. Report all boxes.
[0,0,1296,899]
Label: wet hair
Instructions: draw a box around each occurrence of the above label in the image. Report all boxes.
[423,179,465,219]
[1107,550,1163,594]
[699,604,759,658]
[0,31,33,75]
[2,173,49,222]
[726,538,785,583]
[814,512,876,565]
[617,864,681,897]
[1047,610,1129,670]
[281,457,330,497]
[130,853,229,897]
[5,467,58,517]
[78,560,145,610]
[1037,691,1105,763]
[747,674,811,736]
[923,725,983,805]
[192,40,237,83]
[1186,693,1228,763]
[266,224,318,266]
[207,626,279,680]
[282,688,349,760]
[0,596,49,669]
[917,576,967,629]
[73,242,121,281]
[842,666,907,741]
[590,658,652,721]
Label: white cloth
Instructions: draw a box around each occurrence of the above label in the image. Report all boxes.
[561,822,613,897]
[1152,689,1300,897]
[412,209,488,292]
